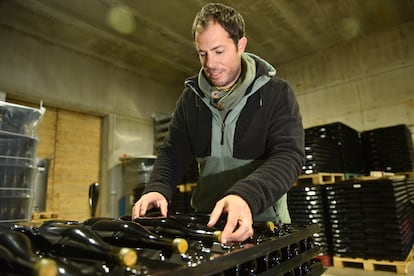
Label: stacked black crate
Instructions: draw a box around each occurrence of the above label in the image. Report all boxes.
[303,125,342,174]
[153,115,172,155]
[288,185,332,256]
[293,122,365,259]
[303,122,364,175]
[332,122,365,174]
[0,101,45,222]
[326,178,414,260]
[361,124,414,173]
[407,178,414,206]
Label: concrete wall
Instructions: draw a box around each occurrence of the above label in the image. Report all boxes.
[280,20,414,134]
[0,26,181,119]
[2,21,412,144]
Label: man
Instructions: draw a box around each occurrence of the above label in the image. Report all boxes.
[132,3,305,244]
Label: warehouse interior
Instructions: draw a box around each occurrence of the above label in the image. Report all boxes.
[0,0,413,275]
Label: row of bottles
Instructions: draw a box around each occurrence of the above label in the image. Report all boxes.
[0,220,138,276]
[0,214,319,275]
[0,230,58,276]
[89,219,188,255]
[0,215,209,275]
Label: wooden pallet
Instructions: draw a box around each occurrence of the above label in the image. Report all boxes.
[295,173,344,186]
[396,171,414,179]
[31,211,59,220]
[177,182,197,193]
[333,248,414,275]
[344,173,364,180]
[354,175,406,181]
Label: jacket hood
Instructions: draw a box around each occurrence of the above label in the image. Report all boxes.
[245,52,277,78]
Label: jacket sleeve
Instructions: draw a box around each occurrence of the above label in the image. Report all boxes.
[142,90,195,201]
[224,80,305,216]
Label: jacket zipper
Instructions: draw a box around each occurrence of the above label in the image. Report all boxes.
[221,121,225,145]
[221,111,231,145]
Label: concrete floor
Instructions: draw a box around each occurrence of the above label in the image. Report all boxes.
[321,262,414,276]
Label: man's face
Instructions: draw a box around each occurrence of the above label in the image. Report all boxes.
[195,21,247,90]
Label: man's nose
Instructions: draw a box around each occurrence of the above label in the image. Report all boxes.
[205,55,216,69]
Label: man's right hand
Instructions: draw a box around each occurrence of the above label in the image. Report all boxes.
[131,192,168,220]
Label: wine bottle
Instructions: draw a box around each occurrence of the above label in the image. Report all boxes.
[40,219,80,227]
[90,219,188,254]
[223,260,257,276]
[172,212,226,229]
[253,221,275,235]
[32,222,137,267]
[133,216,222,247]
[0,230,58,276]
[82,217,116,226]
[173,212,275,238]
[267,249,282,268]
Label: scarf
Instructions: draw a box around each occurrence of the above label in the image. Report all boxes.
[198,53,256,111]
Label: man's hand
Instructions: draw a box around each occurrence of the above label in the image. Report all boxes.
[131,192,168,220]
[207,195,253,244]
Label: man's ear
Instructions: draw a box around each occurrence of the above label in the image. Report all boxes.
[238,36,248,52]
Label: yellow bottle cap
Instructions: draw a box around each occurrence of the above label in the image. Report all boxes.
[265,221,275,232]
[173,238,189,254]
[35,258,58,276]
[213,230,222,242]
[119,247,138,267]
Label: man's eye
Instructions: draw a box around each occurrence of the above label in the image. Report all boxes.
[216,51,224,55]
[199,52,206,57]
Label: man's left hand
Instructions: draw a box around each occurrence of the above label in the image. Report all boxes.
[207,194,253,244]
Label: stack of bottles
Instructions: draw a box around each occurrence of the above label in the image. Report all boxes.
[0,213,323,275]
[303,122,364,175]
[325,177,414,260]
[288,185,332,256]
[361,124,414,173]
[0,101,45,222]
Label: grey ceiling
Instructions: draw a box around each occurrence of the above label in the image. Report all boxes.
[1,0,414,85]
